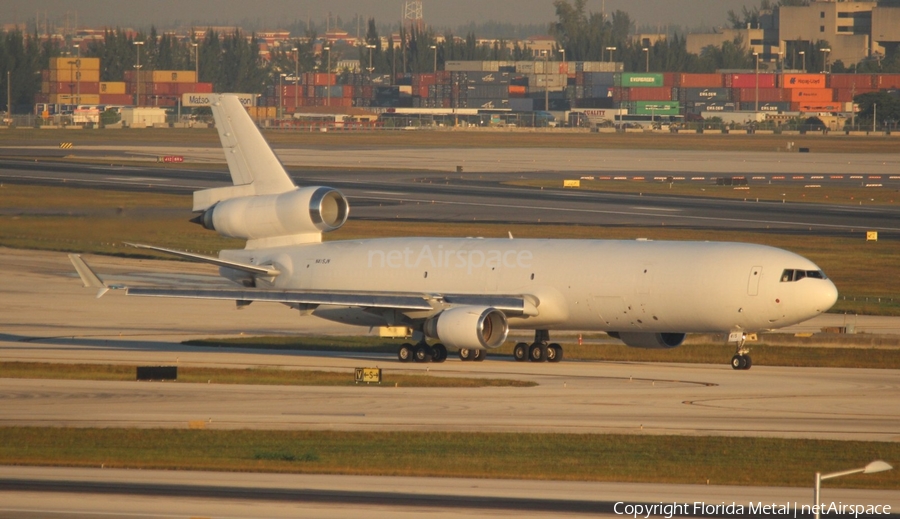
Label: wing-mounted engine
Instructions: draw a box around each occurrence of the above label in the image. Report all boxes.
[423,306,509,350]
[194,186,349,248]
[610,332,685,349]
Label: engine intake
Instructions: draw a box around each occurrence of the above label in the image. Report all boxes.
[612,332,686,349]
[196,186,348,240]
[423,306,509,350]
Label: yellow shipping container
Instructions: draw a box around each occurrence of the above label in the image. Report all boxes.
[141,70,197,83]
[49,57,100,70]
[41,81,50,94]
[99,82,127,94]
[50,94,101,104]
[49,69,101,83]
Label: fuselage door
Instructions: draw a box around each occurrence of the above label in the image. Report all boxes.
[747,266,762,296]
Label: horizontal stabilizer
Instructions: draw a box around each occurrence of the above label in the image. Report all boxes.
[125,243,280,277]
[68,254,109,298]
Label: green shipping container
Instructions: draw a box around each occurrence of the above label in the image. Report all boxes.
[617,73,664,87]
[633,101,681,115]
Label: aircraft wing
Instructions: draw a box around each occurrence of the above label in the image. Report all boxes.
[69,255,535,316]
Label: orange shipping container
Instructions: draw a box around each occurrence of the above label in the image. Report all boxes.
[509,85,526,97]
[781,73,826,89]
[784,88,833,102]
[734,88,784,103]
[677,73,724,88]
[793,102,841,112]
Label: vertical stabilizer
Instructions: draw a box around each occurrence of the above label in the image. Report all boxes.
[193,94,296,211]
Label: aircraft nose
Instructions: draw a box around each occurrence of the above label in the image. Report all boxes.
[816,279,839,313]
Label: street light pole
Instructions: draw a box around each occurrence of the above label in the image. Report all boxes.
[133,41,144,107]
[278,73,285,119]
[73,44,81,105]
[192,42,199,79]
[292,47,299,109]
[642,47,649,72]
[820,47,831,73]
[605,46,616,63]
[366,44,376,74]
[799,50,806,72]
[6,70,10,126]
[324,46,331,108]
[430,45,437,74]
[813,461,891,519]
[753,51,760,112]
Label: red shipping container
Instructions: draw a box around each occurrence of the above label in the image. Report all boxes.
[149,82,177,95]
[418,85,429,98]
[48,82,101,95]
[876,74,900,89]
[662,73,676,87]
[677,73,724,88]
[194,82,214,93]
[99,94,134,105]
[784,88,833,102]
[834,88,877,102]
[726,73,776,89]
[343,85,355,98]
[625,87,673,101]
[827,74,875,89]
[361,86,374,99]
[734,88,783,103]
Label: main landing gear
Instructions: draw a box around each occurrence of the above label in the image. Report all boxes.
[514,330,563,363]
[398,342,448,364]
[457,348,485,362]
[729,333,752,370]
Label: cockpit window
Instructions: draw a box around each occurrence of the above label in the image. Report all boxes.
[781,269,827,282]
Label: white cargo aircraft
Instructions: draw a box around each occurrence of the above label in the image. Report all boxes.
[70,94,838,370]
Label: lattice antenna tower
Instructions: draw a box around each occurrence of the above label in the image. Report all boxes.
[402,0,424,31]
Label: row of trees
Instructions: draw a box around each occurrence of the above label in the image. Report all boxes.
[3,0,900,114]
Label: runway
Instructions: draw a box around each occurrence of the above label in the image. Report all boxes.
[2,153,900,236]
[1,466,898,518]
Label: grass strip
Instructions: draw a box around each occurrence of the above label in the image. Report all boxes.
[3,127,900,154]
[506,178,900,207]
[4,183,899,315]
[1,427,897,488]
[0,362,534,388]
[185,335,900,370]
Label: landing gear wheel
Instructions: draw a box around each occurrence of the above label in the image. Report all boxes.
[473,349,485,362]
[529,343,548,362]
[414,344,433,363]
[513,343,528,362]
[548,343,563,363]
[742,355,752,370]
[432,343,447,363]
[398,343,414,363]
[458,348,473,361]
[731,355,748,370]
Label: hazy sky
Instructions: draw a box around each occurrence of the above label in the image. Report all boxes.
[4,0,757,31]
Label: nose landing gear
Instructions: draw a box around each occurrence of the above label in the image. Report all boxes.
[728,332,752,370]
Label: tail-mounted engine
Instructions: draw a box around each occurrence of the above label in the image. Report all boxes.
[423,306,509,350]
[194,186,349,245]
